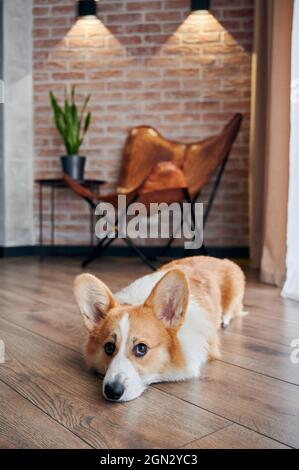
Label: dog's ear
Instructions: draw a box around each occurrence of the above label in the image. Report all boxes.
[145,269,189,329]
[74,274,117,331]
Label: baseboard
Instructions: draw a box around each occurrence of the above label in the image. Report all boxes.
[0,245,250,259]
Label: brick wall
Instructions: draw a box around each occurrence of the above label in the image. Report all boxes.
[33,0,254,247]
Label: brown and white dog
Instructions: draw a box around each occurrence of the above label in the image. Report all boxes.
[74,256,246,402]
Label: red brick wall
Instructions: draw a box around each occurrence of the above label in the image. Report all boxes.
[33,0,253,247]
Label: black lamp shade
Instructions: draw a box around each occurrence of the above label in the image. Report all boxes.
[191,0,210,11]
[77,0,97,17]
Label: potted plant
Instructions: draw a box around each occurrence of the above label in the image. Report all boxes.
[49,85,92,181]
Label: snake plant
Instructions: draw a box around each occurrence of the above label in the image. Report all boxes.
[49,85,92,155]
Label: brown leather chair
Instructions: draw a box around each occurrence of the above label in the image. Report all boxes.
[64,113,243,269]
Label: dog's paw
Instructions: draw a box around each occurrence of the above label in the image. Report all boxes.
[221,313,231,329]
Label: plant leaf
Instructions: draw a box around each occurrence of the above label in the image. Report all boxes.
[49,86,92,155]
[80,94,91,126]
[83,112,92,134]
[71,85,76,104]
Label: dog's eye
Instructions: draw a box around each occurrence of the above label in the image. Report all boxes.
[104,342,116,356]
[133,343,148,358]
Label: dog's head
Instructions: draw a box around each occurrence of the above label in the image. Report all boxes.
[74,270,189,402]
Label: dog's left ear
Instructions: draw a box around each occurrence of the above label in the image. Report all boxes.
[74,274,117,331]
[145,269,189,329]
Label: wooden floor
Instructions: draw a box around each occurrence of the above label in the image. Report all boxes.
[0,257,298,449]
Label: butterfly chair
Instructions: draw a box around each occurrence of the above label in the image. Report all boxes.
[64,113,243,270]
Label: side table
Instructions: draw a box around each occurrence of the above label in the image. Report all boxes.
[35,178,106,257]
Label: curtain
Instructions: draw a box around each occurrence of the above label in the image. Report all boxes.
[250,0,293,286]
[282,0,299,301]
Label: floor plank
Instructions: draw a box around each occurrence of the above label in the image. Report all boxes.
[0,259,297,387]
[227,311,299,347]
[182,424,290,449]
[156,360,299,448]
[0,257,299,449]
[0,317,229,449]
[2,302,297,388]
[221,331,299,386]
[0,381,90,449]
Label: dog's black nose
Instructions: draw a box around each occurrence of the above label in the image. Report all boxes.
[104,381,125,401]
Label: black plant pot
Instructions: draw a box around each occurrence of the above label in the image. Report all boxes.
[60,155,86,181]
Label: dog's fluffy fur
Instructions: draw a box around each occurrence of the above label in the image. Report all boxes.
[74,256,246,401]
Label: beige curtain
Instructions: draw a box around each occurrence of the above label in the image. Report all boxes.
[250,0,293,286]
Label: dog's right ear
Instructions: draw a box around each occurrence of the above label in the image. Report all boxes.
[74,274,117,331]
[145,269,189,330]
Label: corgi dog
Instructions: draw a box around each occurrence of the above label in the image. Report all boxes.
[74,256,246,402]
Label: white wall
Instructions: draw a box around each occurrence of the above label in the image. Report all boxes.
[0,0,34,247]
[0,0,5,245]
[282,0,299,301]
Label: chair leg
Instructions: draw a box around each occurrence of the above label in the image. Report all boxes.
[159,149,228,260]
[82,199,157,270]
[201,244,208,255]
[184,155,229,259]
[203,154,229,228]
[83,234,157,271]
[158,201,185,258]
[182,154,229,258]
[158,232,176,258]
[184,194,207,258]
[184,243,208,258]
[82,200,130,268]
[124,236,157,271]
[82,236,116,268]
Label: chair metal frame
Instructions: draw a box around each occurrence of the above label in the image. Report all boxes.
[79,152,229,270]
